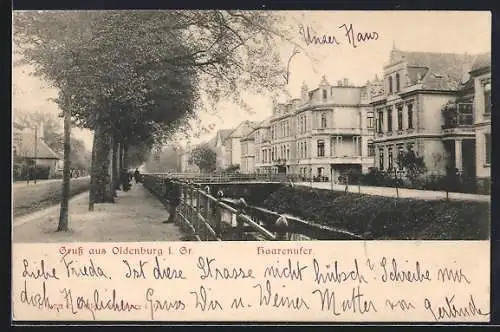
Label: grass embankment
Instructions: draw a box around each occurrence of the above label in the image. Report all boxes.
[13,177,91,217]
[261,186,490,240]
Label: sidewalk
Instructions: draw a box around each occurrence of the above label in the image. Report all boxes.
[13,184,185,243]
[296,182,490,202]
[12,176,90,188]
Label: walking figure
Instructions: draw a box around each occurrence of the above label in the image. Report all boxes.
[134,168,141,183]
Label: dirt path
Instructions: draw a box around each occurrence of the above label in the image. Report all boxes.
[13,184,185,243]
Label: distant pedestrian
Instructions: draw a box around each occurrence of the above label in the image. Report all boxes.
[134,168,141,183]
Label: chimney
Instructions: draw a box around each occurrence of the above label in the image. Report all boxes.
[337,80,343,86]
[343,78,349,86]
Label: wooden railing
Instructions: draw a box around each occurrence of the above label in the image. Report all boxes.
[142,174,363,241]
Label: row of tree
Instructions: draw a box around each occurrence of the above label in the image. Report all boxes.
[13,10,293,231]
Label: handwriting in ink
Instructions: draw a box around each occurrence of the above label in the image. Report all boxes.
[60,288,141,320]
[437,267,471,284]
[145,288,186,320]
[197,256,254,280]
[284,46,300,84]
[189,285,223,311]
[253,280,310,310]
[380,257,431,283]
[312,286,377,316]
[339,23,379,48]
[299,24,340,46]
[424,295,490,321]
[230,296,252,310]
[264,259,307,281]
[313,258,368,285]
[20,280,61,312]
[22,259,59,280]
[60,251,110,280]
[60,288,95,319]
[385,298,416,311]
[153,256,185,280]
[123,259,147,279]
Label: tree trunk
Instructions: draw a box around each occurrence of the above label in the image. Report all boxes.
[123,142,129,170]
[104,133,115,203]
[112,137,119,194]
[90,121,113,206]
[115,140,122,191]
[57,102,72,231]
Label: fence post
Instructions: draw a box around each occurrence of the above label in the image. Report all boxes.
[394,169,400,199]
[215,190,224,239]
[344,174,349,193]
[275,215,288,241]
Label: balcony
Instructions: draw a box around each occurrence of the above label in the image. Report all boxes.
[311,127,363,136]
[441,102,474,137]
[272,158,287,166]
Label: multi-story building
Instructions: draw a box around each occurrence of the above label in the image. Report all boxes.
[371,47,477,176]
[470,52,491,188]
[225,120,258,169]
[251,76,374,181]
[240,132,255,174]
[253,117,273,173]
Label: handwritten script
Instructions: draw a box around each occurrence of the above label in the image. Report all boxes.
[12,242,489,322]
[299,24,380,48]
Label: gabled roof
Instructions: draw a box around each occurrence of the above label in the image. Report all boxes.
[15,131,60,159]
[228,120,258,138]
[388,49,475,91]
[215,129,233,145]
[470,52,491,73]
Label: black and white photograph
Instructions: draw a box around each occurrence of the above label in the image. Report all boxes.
[12,10,491,243]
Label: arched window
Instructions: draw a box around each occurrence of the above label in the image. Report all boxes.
[320,113,327,128]
[395,73,400,92]
[388,76,393,94]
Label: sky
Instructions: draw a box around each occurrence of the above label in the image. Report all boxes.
[12,10,491,150]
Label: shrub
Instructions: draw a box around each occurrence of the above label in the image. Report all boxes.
[262,185,490,240]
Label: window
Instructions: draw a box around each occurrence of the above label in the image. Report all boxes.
[397,106,403,131]
[377,111,384,133]
[367,111,374,129]
[321,113,327,129]
[484,83,491,114]
[304,141,308,158]
[458,103,473,125]
[388,147,393,170]
[407,104,414,129]
[397,144,404,170]
[395,73,400,92]
[368,140,375,156]
[322,89,327,100]
[286,145,290,160]
[485,133,491,165]
[379,148,384,170]
[317,140,325,157]
[388,76,393,94]
[331,136,342,156]
[387,108,393,132]
[353,136,362,156]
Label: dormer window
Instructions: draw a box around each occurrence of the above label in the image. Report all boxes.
[322,89,327,100]
[388,76,393,94]
[395,73,400,92]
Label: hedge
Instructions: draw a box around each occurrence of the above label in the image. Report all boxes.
[261,186,490,240]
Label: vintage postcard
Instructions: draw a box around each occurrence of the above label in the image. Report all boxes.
[11,10,491,323]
